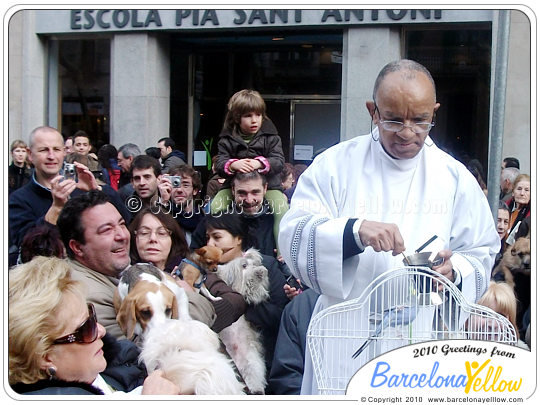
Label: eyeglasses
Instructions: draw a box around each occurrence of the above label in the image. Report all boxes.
[135,226,172,240]
[375,105,435,134]
[53,303,98,345]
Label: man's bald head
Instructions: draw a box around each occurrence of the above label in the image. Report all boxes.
[372,59,437,103]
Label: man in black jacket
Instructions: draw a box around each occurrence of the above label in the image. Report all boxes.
[157,137,186,174]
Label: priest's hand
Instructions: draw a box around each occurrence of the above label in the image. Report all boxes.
[431,249,455,290]
[358,220,406,256]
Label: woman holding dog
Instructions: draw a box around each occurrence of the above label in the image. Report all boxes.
[205,212,289,392]
[129,208,246,333]
[9,256,180,395]
[505,173,530,246]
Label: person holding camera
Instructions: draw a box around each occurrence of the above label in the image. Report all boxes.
[8,126,129,259]
[156,164,205,245]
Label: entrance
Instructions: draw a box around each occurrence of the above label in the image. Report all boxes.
[169,31,343,182]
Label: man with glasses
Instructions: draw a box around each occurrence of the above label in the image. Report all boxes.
[278,59,500,394]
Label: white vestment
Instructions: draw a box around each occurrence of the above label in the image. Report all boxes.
[278,130,500,394]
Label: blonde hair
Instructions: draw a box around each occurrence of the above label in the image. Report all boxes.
[477,281,519,333]
[8,256,85,385]
[223,89,267,131]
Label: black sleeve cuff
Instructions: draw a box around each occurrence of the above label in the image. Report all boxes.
[343,218,363,260]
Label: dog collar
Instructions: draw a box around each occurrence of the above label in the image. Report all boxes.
[181,258,206,273]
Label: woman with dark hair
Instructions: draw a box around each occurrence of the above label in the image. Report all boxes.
[128,208,189,272]
[129,208,246,334]
[205,213,289,392]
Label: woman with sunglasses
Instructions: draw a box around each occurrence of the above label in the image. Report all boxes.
[129,208,246,333]
[9,256,180,395]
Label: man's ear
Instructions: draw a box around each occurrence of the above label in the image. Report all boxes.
[69,239,84,259]
[433,102,441,113]
[26,148,34,164]
[366,101,376,119]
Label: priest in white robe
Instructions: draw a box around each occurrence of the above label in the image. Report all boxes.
[278,59,500,395]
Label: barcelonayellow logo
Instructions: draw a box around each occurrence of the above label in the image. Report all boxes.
[347,340,533,398]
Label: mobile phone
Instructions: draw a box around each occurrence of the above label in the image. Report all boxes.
[286,275,302,290]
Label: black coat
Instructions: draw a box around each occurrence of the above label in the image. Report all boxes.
[216,119,285,190]
[267,289,320,395]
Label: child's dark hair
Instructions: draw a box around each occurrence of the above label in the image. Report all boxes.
[205,212,257,251]
[224,89,268,131]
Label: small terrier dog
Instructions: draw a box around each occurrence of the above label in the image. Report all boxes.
[216,248,270,394]
[173,246,223,302]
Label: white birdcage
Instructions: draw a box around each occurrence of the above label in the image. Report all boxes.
[307,266,518,395]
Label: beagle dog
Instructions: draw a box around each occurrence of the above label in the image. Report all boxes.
[114,263,191,341]
[117,266,246,394]
[173,246,223,302]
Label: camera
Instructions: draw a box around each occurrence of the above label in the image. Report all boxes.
[168,175,182,188]
[61,162,78,182]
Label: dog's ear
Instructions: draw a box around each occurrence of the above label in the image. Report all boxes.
[113,289,122,313]
[195,246,207,257]
[170,293,179,320]
[116,295,138,340]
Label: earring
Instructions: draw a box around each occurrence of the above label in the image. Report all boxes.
[370,119,379,142]
[47,367,57,381]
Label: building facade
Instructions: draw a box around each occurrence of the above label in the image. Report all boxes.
[8,8,532,181]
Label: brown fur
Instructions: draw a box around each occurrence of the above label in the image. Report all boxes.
[180,246,223,289]
[492,237,531,289]
[115,280,178,339]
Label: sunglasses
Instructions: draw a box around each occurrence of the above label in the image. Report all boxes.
[53,303,99,345]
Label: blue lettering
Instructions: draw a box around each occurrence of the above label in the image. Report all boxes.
[370,361,390,387]
[428,361,440,387]
[418,373,427,387]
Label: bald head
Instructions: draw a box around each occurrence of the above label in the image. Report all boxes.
[29,126,63,149]
[373,59,437,103]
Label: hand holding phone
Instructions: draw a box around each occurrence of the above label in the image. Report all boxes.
[286,275,302,290]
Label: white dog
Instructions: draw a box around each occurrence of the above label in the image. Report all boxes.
[116,264,246,395]
[217,248,270,394]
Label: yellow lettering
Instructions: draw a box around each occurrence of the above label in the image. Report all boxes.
[464,360,491,393]
[464,360,522,394]
[509,379,522,392]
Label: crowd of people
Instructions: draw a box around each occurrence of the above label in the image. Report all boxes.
[8,60,531,396]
